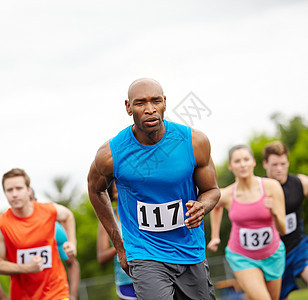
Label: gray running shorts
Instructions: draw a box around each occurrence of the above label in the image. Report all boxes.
[128,259,216,300]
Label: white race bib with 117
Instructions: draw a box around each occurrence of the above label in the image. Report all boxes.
[137,199,185,232]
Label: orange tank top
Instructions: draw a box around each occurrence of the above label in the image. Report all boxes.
[0,202,69,300]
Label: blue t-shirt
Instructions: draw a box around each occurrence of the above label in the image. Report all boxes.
[109,120,206,264]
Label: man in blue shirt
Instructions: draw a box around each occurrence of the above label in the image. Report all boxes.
[88,78,220,300]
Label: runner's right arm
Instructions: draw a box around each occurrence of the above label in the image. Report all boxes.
[88,141,128,274]
[207,206,223,252]
[0,231,43,275]
[207,187,230,252]
[298,174,308,198]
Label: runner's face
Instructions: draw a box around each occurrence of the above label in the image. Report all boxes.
[3,176,31,209]
[228,148,256,178]
[126,81,166,136]
[263,154,289,184]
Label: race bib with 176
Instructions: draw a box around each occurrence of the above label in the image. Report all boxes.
[17,245,52,269]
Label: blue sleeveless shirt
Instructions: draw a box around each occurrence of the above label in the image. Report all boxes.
[109,120,206,264]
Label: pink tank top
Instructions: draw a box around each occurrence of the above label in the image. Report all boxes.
[227,177,280,260]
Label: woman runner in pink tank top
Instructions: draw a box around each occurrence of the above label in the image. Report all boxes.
[207,145,286,300]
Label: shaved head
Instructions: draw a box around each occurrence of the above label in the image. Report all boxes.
[128,78,164,101]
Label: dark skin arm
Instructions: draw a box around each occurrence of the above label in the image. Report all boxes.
[87,142,128,274]
[185,129,221,228]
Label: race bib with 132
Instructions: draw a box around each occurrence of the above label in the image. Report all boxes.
[239,227,273,250]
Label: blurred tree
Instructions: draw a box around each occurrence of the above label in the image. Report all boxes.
[271,113,307,150]
[249,134,275,177]
[44,177,79,207]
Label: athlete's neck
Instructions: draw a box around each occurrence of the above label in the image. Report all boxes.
[236,175,258,191]
[12,201,34,218]
[132,122,165,146]
[279,175,288,185]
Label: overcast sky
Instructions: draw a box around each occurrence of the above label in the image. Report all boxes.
[1,0,308,210]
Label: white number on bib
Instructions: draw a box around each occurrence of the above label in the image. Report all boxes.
[285,212,297,235]
[17,245,52,269]
[239,227,273,250]
[137,199,185,232]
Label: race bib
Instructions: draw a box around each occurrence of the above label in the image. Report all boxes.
[137,199,185,232]
[17,245,52,269]
[239,227,273,250]
[285,212,297,235]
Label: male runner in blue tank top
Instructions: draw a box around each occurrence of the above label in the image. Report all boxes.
[88,78,221,300]
[263,141,308,299]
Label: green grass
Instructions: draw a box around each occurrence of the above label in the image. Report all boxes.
[289,288,308,300]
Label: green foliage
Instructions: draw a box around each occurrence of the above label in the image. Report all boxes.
[289,130,308,234]
[249,134,275,177]
[271,113,307,149]
[71,193,114,279]
[289,130,308,174]
[289,288,308,300]
[216,161,234,188]
[0,275,10,296]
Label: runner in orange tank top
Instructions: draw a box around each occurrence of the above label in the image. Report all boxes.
[0,168,77,300]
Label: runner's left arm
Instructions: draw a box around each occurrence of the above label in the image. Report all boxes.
[185,129,221,229]
[298,174,308,198]
[55,204,77,258]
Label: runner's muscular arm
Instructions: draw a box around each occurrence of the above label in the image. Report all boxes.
[0,231,43,275]
[298,174,308,198]
[264,178,286,236]
[185,129,221,229]
[55,203,77,258]
[87,142,128,273]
